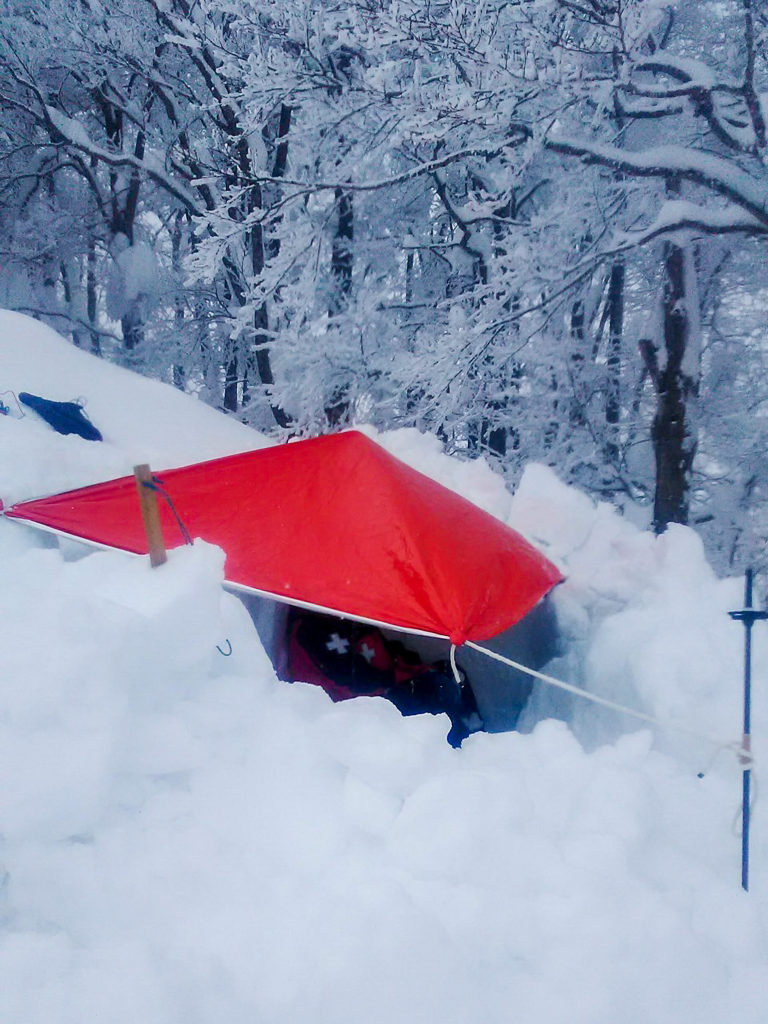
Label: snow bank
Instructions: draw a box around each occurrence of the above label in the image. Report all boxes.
[509,465,766,765]
[0,309,264,504]
[2,313,768,1023]
[2,536,766,1024]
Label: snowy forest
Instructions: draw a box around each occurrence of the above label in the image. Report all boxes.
[1,0,767,569]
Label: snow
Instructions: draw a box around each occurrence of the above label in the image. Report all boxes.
[106,238,164,321]
[1,312,768,1023]
[0,309,264,503]
[635,53,719,90]
[44,106,92,149]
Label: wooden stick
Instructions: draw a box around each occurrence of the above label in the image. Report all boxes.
[134,464,167,567]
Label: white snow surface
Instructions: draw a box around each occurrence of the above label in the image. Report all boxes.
[1,312,767,1023]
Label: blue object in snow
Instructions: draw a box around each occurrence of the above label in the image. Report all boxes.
[18,392,103,441]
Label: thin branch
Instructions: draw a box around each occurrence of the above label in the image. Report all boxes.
[247,134,528,193]
[13,307,122,343]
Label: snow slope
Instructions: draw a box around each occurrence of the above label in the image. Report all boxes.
[1,312,767,1024]
[0,309,265,505]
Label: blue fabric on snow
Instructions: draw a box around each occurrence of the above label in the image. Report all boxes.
[18,392,103,441]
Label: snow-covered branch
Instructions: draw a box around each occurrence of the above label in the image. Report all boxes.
[250,136,528,194]
[613,201,766,246]
[43,106,203,214]
[540,135,768,229]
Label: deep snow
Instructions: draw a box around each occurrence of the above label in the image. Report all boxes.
[1,310,767,1024]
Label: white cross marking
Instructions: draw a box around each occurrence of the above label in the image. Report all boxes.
[359,642,376,663]
[326,633,350,654]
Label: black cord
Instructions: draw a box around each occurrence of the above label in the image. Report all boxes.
[0,391,23,417]
[141,476,193,545]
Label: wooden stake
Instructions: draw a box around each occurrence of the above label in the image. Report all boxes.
[134,464,167,567]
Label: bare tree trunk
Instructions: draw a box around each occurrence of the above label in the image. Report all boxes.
[224,354,239,412]
[325,187,354,426]
[605,259,624,465]
[236,110,293,429]
[650,239,699,533]
[569,295,587,429]
[121,307,144,351]
[59,261,86,349]
[171,210,186,389]
[481,194,522,458]
[482,416,510,459]
[102,100,147,355]
[87,238,101,356]
[331,187,354,308]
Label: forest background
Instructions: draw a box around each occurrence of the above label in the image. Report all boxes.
[1,0,767,573]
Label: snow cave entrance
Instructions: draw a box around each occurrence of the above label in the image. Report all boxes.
[237,591,561,746]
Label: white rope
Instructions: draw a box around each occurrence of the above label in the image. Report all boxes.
[465,640,753,769]
[449,643,462,686]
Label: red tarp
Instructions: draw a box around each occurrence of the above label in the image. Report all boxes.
[4,431,562,644]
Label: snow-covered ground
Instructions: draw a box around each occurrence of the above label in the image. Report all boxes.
[1,310,767,1024]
